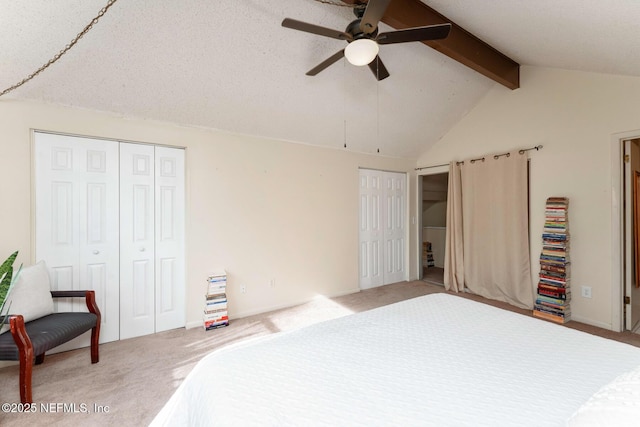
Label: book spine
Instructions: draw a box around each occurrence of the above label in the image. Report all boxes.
[533,309,569,324]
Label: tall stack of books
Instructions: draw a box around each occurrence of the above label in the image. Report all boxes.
[204,272,229,330]
[423,242,435,268]
[533,197,571,324]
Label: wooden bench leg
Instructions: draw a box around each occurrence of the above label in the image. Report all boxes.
[86,290,101,364]
[19,354,33,404]
[35,353,45,365]
[10,316,34,404]
[91,325,99,364]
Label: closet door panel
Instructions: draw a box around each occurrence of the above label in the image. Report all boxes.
[358,169,384,289]
[35,132,120,345]
[120,143,156,339]
[383,172,406,285]
[80,145,120,343]
[154,147,185,332]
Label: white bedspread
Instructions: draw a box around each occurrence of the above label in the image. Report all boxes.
[151,294,640,426]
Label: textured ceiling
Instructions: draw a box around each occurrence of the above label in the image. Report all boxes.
[1,1,639,158]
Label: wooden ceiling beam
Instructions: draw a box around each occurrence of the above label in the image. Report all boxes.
[343,0,520,89]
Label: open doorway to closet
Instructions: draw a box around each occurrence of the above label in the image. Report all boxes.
[623,138,640,332]
[420,172,448,286]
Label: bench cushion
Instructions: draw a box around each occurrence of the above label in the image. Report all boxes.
[0,312,97,360]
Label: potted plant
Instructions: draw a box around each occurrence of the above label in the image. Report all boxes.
[0,251,20,324]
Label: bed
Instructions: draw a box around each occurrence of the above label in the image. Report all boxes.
[151,294,640,426]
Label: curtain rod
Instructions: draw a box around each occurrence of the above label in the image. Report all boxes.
[415,144,543,171]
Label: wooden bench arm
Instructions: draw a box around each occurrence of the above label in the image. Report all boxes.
[51,290,92,298]
[50,290,101,319]
[2,291,100,320]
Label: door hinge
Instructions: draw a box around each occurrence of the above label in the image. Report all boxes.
[625,154,630,163]
[625,296,631,304]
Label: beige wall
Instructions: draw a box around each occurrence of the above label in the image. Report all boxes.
[417,66,640,329]
[422,201,446,227]
[0,99,417,329]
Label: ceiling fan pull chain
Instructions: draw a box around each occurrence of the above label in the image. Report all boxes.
[0,0,119,98]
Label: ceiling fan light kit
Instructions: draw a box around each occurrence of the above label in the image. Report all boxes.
[344,39,379,66]
[281,0,451,81]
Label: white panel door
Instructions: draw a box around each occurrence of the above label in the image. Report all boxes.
[359,169,384,289]
[154,146,185,332]
[35,132,120,344]
[359,169,407,289]
[383,172,406,284]
[120,143,156,339]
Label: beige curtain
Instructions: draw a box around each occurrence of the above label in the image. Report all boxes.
[444,161,464,292]
[460,153,533,309]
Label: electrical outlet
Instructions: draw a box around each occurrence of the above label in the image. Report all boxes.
[581,286,592,298]
[269,279,275,288]
[241,285,246,294]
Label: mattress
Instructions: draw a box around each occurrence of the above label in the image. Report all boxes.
[151,293,640,426]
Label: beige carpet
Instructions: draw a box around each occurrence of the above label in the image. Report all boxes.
[1,280,639,426]
[422,266,444,285]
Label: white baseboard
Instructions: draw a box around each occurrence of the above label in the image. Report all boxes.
[185,320,203,330]
[569,314,612,331]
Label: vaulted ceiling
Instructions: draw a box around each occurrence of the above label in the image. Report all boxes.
[2,1,640,158]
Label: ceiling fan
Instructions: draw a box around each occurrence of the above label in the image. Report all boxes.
[282,0,452,81]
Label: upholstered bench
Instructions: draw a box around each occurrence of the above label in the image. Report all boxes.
[0,290,100,404]
[0,260,101,404]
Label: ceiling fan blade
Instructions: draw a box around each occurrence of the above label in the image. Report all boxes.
[282,18,352,41]
[360,0,392,34]
[377,23,452,45]
[368,56,390,81]
[306,49,345,76]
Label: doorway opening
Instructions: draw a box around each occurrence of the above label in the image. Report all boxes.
[421,172,448,286]
[623,138,640,333]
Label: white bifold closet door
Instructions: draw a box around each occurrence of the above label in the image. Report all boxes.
[35,132,121,344]
[35,132,185,346]
[119,144,185,340]
[359,169,406,289]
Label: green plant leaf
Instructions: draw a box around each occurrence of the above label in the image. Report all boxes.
[0,250,19,311]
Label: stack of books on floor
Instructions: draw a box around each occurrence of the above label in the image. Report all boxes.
[423,241,435,268]
[533,197,571,324]
[204,271,229,330]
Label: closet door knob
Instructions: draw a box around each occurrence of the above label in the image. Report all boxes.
[93,250,100,255]
[139,247,146,252]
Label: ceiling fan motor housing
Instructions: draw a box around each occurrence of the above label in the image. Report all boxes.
[346,19,378,41]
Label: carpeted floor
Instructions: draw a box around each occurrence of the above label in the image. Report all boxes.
[422,266,444,285]
[1,280,639,426]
